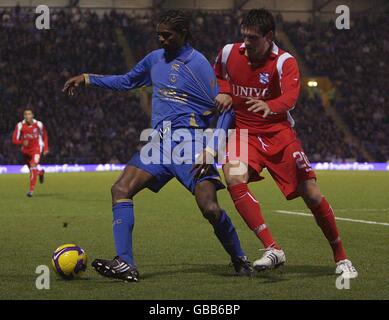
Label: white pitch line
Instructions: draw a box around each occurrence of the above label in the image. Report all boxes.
[336,208,389,212]
[275,210,389,227]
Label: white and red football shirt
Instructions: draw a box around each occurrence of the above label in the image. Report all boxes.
[12,119,49,154]
[214,42,301,134]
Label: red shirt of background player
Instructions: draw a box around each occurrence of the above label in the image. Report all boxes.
[12,119,49,156]
[214,42,300,135]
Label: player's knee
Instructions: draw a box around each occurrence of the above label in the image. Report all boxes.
[111,182,132,201]
[223,163,249,186]
[201,202,221,223]
[300,180,322,207]
[223,169,247,186]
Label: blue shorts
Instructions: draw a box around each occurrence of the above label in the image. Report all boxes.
[127,127,225,194]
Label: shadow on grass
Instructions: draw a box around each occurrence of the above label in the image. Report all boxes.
[34,193,66,198]
[138,263,334,283]
[66,263,334,285]
[54,277,93,282]
[36,193,107,202]
[282,264,334,277]
[140,263,232,280]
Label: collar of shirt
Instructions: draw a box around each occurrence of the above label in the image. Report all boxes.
[239,41,279,60]
[22,119,37,125]
[164,43,194,63]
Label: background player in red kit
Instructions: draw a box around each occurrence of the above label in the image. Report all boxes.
[209,9,357,279]
[12,109,48,197]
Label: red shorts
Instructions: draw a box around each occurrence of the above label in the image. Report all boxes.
[23,152,41,167]
[226,127,316,200]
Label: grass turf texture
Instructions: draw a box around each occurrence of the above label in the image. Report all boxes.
[0,171,388,300]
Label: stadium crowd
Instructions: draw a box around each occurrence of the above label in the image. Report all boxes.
[285,15,389,161]
[0,6,377,164]
[0,7,149,164]
[293,92,359,162]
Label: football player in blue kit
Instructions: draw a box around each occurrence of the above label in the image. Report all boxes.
[63,10,252,282]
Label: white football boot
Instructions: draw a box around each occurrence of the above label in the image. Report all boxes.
[253,247,286,271]
[335,259,358,279]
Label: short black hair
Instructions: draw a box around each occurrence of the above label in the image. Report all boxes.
[24,108,34,114]
[158,10,191,41]
[240,9,275,36]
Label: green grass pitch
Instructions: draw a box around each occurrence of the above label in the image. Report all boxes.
[0,170,388,300]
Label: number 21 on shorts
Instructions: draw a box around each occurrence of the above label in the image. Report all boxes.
[293,151,312,172]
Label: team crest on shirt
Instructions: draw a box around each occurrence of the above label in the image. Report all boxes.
[169,74,178,83]
[171,63,180,71]
[259,72,270,84]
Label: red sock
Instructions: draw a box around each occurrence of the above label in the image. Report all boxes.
[309,197,347,262]
[29,168,38,192]
[228,183,280,249]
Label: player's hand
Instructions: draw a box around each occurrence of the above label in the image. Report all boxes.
[43,150,49,156]
[215,93,233,112]
[246,99,272,118]
[191,150,215,181]
[62,74,85,96]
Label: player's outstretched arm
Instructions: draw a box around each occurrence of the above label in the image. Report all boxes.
[62,53,153,96]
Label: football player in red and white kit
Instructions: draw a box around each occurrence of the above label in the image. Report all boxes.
[208,9,357,278]
[12,109,48,197]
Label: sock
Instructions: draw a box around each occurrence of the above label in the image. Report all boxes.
[212,210,245,259]
[309,197,347,262]
[29,167,38,192]
[39,169,44,176]
[228,183,280,249]
[112,200,135,266]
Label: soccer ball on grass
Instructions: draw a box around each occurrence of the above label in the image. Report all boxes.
[51,244,87,280]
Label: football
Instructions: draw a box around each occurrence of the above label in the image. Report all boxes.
[51,244,88,280]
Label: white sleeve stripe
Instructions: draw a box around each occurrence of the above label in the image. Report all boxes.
[276,52,293,82]
[287,111,295,128]
[16,122,22,140]
[221,44,234,80]
[37,121,43,130]
[37,121,44,149]
[39,135,44,150]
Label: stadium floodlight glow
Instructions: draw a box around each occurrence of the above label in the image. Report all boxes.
[307,80,318,87]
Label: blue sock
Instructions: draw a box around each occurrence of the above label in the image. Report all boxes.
[212,210,245,259]
[112,201,135,266]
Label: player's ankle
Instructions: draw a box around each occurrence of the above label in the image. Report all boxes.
[265,243,281,250]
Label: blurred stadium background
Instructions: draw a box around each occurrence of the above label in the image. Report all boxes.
[0,0,388,166]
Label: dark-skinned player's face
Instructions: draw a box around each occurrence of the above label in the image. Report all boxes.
[157,23,186,53]
[23,110,34,123]
[241,27,273,59]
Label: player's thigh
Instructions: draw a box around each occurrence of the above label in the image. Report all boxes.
[22,153,32,167]
[112,165,155,200]
[266,141,316,200]
[31,153,41,166]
